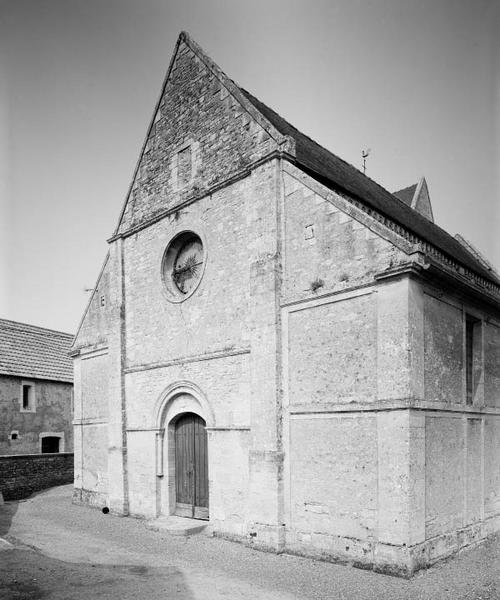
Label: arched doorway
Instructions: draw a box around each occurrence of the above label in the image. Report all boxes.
[174,413,208,520]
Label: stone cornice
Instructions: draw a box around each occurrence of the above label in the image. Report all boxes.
[289,400,500,416]
[108,155,500,310]
[124,346,251,375]
[108,150,291,243]
[283,161,500,304]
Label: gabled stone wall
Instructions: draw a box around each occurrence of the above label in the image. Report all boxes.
[118,38,281,235]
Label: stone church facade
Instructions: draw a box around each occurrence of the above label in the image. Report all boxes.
[71,32,500,575]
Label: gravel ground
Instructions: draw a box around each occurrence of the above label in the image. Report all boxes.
[0,549,192,600]
[1,485,499,599]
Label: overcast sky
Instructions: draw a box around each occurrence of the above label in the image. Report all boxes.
[1,0,499,333]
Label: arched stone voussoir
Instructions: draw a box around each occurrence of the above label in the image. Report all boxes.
[154,380,215,429]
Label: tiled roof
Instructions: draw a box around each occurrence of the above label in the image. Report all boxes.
[455,234,500,279]
[239,88,500,286]
[393,184,417,207]
[0,319,73,382]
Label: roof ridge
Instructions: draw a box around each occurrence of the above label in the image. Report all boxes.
[394,183,418,194]
[0,318,74,338]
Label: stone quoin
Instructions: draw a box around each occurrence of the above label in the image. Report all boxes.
[70,32,500,576]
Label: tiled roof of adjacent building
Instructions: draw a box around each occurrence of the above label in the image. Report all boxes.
[239,88,500,286]
[0,319,73,383]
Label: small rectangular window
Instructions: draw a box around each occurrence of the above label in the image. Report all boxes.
[177,146,192,187]
[465,315,481,405]
[21,384,34,411]
[304,224,315,240]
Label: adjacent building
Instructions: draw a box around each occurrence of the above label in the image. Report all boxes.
[0,319,74,455]
[71,32,500,575]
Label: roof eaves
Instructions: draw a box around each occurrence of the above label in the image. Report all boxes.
[0,369,73,383]
[239,88,499,286]
[291,158,500,289]
[0,318,73,338]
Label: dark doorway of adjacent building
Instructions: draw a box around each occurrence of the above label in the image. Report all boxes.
[41,436,60,453]
[174,413,208,520]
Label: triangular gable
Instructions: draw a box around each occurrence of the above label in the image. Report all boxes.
[71,251,110,351]
[239,88,498,285]
[183,33,291,149]
[112,32,295,237]
[393,183,417,207]
[108,31,498,288]
[411,177,434,222]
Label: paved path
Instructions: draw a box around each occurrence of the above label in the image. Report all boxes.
[1,485,499,599]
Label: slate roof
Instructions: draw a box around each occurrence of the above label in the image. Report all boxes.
[0,319,73,383]
[239,88,500,286]
[393,184,418,207]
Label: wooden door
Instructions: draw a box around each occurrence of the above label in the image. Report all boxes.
[175,413,208,519]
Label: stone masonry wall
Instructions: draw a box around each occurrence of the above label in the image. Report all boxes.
[72,242,125,512]
[423,294,463,404]
[0,375,73,455]
[281,166,424,573]
[421,290,500,564]
[118,38,280,234]
[287,294,376,405]
[73,153,281,533]
[485,321,500,407]
[281,163,500,573]
[0,453,74,500]
[73,258,111,351]
[121,159,280,535]
[72,33,286,518]
[282,169,407,304]
[123,172,260,367]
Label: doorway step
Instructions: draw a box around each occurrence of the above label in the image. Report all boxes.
[146,515,208,537]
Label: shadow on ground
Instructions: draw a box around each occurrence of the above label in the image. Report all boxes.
[4,484,500,600]
[0,499,19,538]
[0,485,59,540]
[0,547,196,600]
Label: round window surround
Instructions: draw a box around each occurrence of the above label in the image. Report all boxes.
[162,231,206,303]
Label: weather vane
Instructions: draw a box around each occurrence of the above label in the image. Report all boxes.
[362,148,371,174]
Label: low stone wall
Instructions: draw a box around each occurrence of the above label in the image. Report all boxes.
[0,453,74,501]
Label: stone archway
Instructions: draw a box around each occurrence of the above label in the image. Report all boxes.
[154,382,213,518]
